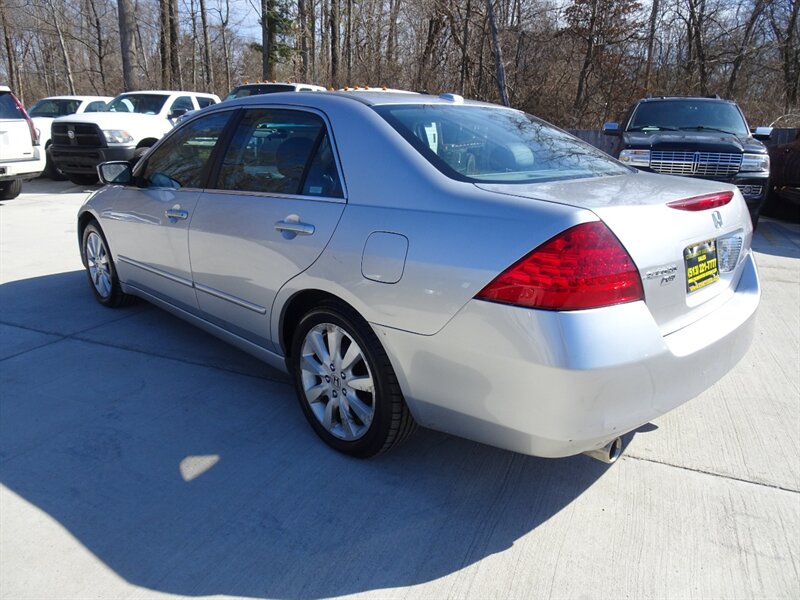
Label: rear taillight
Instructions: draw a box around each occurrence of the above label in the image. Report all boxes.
[11,93,39,146]
[667,191,733,211]
[476,221,643,311]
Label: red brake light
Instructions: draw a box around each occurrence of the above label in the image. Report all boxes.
[11,93,38,146]
[667,191,733,211]
[476,221,643,311]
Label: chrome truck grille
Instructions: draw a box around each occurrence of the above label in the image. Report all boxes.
[650,151,742,177]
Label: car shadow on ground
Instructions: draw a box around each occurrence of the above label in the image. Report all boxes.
[752,218,800,259]
[0,271,642,598]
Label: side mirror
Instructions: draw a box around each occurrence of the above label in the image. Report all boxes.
[98,161,132,185]
[603,122,621,136]
[169,108,189,120]
[752,126,773,141]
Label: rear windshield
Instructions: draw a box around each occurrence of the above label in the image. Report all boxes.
[223,84,295,101]
[28,98,81,118]
[106,94,169,115]
[627,100,749,136]
[0,92,23,119]
[375,105,631,184]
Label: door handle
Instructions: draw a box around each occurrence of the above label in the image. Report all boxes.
[165,208,189,221]
[275,218,315,236]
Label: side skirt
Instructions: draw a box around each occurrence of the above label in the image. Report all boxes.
[122,282,290,374]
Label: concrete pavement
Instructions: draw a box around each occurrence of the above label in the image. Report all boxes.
[1,179,798,599]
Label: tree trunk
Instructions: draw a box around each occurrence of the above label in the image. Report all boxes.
[298,0,308,80]
[330,0,339,88]
[221,0,231,93]
[160,0,171,87]
[0,0,18,95]
[460,0,471,95]
[261,0,274,79]
[86,0,106,89]
[573,0,599,115]
[47,0,76,94]
[643,0,660,94]
[169,0,181,88]
[486,0,509,106]
[199,0,214,89]
[119,0,137,91]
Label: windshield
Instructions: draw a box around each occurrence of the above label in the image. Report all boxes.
[223,84,295,102]
[28,98,81,118]
[375,105,631,184]
[627,100,749,136]
[105,94,169,115]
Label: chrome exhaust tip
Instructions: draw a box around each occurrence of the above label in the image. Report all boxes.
[582,436,623,464]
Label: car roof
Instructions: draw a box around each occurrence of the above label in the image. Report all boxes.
[35,95,112,101]
[223,90,498,108]
[636,96,737,105]
[115,90,215,96]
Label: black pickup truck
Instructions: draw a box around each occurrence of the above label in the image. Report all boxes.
[604,96,771,227]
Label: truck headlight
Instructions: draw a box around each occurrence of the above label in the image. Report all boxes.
[619,149,650,167]
[103,129,134,144]
[740,153,769,173]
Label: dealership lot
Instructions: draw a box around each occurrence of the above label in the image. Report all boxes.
[1,179,798,599]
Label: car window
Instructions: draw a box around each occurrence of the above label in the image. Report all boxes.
[375,105,631,184]
[28,99,81,117]
[83,101,108,113]
[196,96,216,109]
[107,94,169,115]
[170,96,195,113]
[627,100,749,136]
[141,111,233,189]
[0,92,22,119]
[216,109,325,195]
[302,133,343,198]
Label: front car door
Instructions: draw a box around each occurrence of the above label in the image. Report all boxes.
[104,109,234,311]
[188,107,347,351]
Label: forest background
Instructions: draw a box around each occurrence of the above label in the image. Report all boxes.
[1,0,798,129]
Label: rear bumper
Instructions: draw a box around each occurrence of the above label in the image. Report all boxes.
[50,145,135,175]
[0,151,45,180]
[375,251,760,458]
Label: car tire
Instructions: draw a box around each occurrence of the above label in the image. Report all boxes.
[0,179,22,200]
[68,173,98,186]
[80,222,136,308]
[133,146,150,161]
[44,146,68,181]
[290,300,417,457]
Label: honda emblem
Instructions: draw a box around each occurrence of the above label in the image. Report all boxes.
[712,210,723,229]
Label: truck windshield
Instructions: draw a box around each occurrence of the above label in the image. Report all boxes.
[628,100,749,136]
[105,94,169,115]
[28,98,81,117]
[375,104,631,184]
[223,84,295,102]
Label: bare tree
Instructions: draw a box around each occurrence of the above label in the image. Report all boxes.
[118,0,137,90]
[486,0,509,105]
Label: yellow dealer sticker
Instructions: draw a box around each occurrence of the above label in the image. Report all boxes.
[684,239,720,293]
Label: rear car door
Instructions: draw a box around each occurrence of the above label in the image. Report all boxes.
[188,107,346,351]
[104,109,234,311]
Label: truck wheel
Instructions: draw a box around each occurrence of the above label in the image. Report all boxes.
[44,145,68,181]
[0,180,22,200]
[133,146,150,162]
[67,173,98,186]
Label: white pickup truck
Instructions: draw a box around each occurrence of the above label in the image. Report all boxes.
[28,95,113,179]
[0,86,45,199]
[50,90,219,185]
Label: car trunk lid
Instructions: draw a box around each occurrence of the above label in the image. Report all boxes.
[476,172,753,336]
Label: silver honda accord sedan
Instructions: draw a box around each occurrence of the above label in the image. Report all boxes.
[77,91,760,461]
